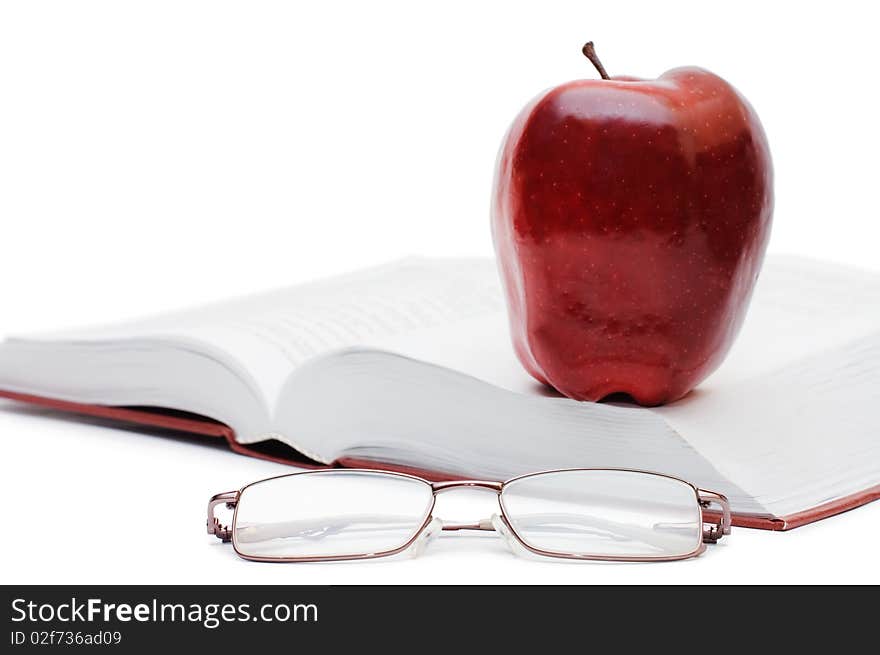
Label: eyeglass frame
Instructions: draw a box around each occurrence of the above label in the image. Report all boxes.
[207,467,732,563]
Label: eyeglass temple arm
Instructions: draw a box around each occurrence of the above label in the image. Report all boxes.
[207,491,239,542]
[698,489,731,543]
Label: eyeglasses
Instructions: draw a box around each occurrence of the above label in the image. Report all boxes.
[207,468,731,563]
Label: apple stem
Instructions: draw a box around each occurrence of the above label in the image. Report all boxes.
[582,41,610,80]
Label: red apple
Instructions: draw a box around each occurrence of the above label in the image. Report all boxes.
[491,43,773,405]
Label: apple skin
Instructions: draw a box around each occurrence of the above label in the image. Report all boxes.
[491,67,773,405]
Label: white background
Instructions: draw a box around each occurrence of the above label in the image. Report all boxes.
[1,1,878,584]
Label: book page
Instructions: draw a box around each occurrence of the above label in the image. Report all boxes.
[368,312,541,395]
[276,348,762,515]
[657,257,880,516]
[19,258,506,408]
[687,256,880,387]
[658,333,880,517]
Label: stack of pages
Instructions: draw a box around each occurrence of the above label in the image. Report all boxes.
[1,255,878,529]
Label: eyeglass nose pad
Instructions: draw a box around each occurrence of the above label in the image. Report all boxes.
[409,517,443,558]
[491,514,530,559]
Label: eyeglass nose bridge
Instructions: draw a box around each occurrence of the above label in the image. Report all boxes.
[429,480,503,532]
[430,480,503,494]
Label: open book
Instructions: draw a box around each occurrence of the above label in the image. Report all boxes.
[1,256,878,530]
